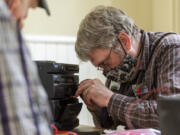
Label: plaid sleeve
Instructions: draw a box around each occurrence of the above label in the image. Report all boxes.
[157,38,180,94]
[107,93,159,129]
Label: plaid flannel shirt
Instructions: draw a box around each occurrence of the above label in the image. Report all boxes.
[0,1,52,135]
[91,30,180,130]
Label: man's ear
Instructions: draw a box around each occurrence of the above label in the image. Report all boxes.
[118,32,131,52]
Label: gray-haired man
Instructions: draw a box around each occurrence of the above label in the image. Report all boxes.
[0,0,52,134]
[75,6,180,130]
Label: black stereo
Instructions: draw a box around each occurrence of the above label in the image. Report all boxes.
[36,61,82,130]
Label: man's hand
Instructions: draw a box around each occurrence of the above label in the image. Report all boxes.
[75,79,114,109]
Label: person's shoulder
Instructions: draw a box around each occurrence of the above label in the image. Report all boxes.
[145,31,169,45]
[159,32,180,47]
[146,31,180,47]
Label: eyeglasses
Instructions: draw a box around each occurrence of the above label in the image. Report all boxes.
[97,48,112,71]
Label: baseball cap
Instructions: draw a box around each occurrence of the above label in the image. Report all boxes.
[38,0,50,15]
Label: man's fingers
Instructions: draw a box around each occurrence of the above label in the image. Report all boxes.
[78,79,90,87]
[82,89,94,109]
[86,91,93,106]
[75,85,87,97]
[75,80,92,97]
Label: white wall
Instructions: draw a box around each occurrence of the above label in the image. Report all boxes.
[23,0,111,36]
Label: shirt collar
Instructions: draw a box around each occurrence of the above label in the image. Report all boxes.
[138,30,150,71]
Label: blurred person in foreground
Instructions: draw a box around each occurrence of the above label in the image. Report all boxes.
[0,0,52,134]
[75,5,180,130]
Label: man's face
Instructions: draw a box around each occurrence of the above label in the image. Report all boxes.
[7,0,38,28]
[89,48,124,71]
